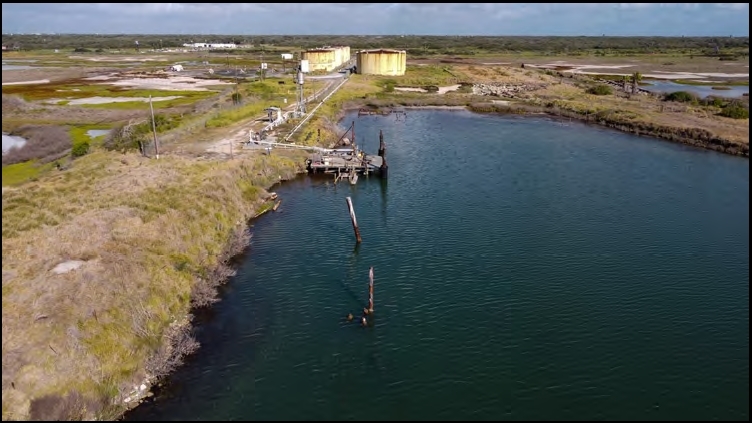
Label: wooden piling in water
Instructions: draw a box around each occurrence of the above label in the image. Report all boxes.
[378,130,386,157]
[378,130,388,179]
[368,266,374,313]
[345,196,362,243]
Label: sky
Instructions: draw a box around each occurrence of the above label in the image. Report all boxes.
[1,3,749,37]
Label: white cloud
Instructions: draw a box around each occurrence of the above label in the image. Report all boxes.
[618,3,654,9]
[716,3,749,10]
[1,3,748,36]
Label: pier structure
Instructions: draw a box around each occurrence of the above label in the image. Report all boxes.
[305,121,389,179]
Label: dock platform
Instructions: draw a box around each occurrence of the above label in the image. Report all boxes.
[306,152,387,178]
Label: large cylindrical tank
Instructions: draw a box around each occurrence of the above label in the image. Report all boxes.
[356,49,407,76]
[343,46,351,63]
[333,48,343,68]
[301,49,336,72]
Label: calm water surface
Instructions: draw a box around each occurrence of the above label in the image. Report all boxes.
[2,133,27,154]
[642,80,749,99]
[126,110,749,421]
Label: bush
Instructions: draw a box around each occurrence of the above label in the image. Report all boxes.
[664,91,697,103]
[72,141,90,158]
[587,84,613,95]
[231,92,242,104]
[105,122,150,153]
[1,125,72,166]
[104,114,183,153]
[701,96,725,108]
[719,103,749,119]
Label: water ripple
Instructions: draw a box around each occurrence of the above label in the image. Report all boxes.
[126,109,749,422]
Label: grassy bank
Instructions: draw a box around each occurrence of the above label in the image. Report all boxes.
[1,149,306,420]
[308,63,748,158]
[465,101,749,157]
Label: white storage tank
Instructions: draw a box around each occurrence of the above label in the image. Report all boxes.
[356,49,407,76]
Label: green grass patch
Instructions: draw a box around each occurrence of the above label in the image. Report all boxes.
[69,124,112,154]
[2,80,223,103]
[79,91,217,110]
[1,160,56,186]
[203,78,294,128]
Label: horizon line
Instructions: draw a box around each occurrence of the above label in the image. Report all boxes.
[2,33,750,38]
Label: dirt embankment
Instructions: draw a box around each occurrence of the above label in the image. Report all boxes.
[1,150,308,421]
[466,102,749,157]
[352,63,749,158]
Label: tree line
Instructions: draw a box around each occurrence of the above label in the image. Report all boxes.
[2,34,748,55]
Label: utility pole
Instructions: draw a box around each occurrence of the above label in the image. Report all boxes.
[260,52,265,81]
[149,95,160,159]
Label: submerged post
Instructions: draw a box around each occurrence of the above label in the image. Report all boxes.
[378,130,386,157]
[368,266,374,313]
[378,129,388,179]
[345,196,362,243]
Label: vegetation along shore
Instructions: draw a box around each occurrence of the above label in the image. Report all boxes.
[2,35,748,420]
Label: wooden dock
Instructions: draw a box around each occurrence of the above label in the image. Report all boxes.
[306,125,389,179]
[306,152,387,178]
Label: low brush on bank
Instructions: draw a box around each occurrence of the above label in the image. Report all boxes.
[1,149,306,420]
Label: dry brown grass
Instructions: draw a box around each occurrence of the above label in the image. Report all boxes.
[2,125,72,166]
[410,54,750,79]
[1,149,306,420]
[348,64,748,153]
[1,67,101,84]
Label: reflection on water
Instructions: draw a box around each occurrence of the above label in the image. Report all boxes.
[2,64,36,71]
[2,133,27,154]
[125,110,749,421]
[86,129,111,139]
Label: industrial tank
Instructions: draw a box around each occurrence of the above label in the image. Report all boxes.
[356,49,407,76]
[301,49,337,72]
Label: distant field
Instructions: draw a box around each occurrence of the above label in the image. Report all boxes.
[2,33,749,55]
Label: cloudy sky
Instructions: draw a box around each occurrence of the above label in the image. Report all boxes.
[2,3,749,36]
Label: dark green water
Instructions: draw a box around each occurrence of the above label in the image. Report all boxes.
[125,110,749,421]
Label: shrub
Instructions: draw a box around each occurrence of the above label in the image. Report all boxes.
[104,122,150,153]
[701,96,725,108]
[72,141,90,157]
[664,91,697,103]
[1,125,72,166]
[587,84,613,95]
[719,103,749,119]
[104,114,181,153]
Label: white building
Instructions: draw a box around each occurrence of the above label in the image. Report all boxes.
[182,43,237,50]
